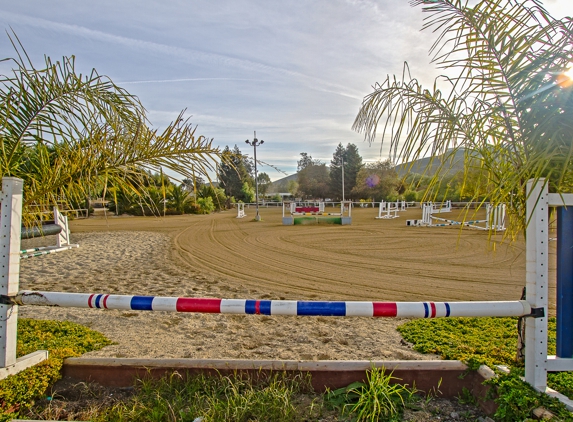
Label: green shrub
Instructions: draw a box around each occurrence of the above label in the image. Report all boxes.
[398,317,519,369]
[403,190,418,202]
[399,317,573,420]
[0,319,111,421]
[197,196,215,214]
[485,370,573,421]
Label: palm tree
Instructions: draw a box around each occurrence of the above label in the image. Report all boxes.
[0,32,223,217]
[168,184,191,214]
[353,0,573,234]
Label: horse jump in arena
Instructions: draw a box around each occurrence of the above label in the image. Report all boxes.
[407,201,506,231]
[290,201,326,215]
[20,207,79,259]
[1,176,573,410]
[236,203,246,219]
[282,200,352,225]
[376,200,406,219]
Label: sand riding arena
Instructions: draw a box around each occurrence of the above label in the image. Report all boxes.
[16,205,554,362]
[68,205,541,305]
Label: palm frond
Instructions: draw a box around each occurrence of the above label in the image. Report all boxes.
[355,0,573,234]
[0,31,224,215]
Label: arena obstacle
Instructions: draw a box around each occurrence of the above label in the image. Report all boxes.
[282,201,351,225]
[20,207,79,259]
[287,201,326,215]
[1,176,573,410]
[375,200,405,219]
[236,203,246,219]
[407,202,506,231]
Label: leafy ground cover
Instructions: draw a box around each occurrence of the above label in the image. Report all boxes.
[398,317,573,421]
[8,316,573,421]
[0,318,112,422]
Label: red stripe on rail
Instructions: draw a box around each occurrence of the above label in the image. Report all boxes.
[176,298,222,313]
[372,302,397,317]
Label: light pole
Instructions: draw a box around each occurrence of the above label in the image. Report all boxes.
[341,157,345,202]
[245,131,264,221]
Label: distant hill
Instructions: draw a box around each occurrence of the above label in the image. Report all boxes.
[269,149,473,193]
[269,173,298,193]
[395,149,469,177]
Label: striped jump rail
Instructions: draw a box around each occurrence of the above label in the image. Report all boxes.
[20,245,79,259]
[10,291,533,319]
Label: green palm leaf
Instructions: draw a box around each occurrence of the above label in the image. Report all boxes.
[0,31,224,216]
[353,0,573,234]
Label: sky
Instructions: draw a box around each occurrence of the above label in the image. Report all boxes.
[0,0,570,181]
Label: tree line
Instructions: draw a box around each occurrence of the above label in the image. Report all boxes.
[217,142,511,206]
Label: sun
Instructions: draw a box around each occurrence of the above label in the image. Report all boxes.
[556,66,573,88]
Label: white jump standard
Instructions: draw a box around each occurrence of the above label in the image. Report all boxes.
[20,207,79,259]
[408,202,506,231]
[376,200,405,219]
[236,203,246,219]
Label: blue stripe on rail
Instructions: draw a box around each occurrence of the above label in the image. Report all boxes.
[131,296,154,311]
[423,302,429,318]
[445,303,451,317]
[245,300,256,314]
[94,294,104,309]
[297,301,346,316]
[245,300,272,315]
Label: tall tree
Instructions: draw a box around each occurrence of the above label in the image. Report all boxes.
[344,144,363,195]
[351,160,399,202]
[287,180,299,197]
[297,152,315,171]
[330,143,363,200]
[297,162,330,199]
[256,172,272,197]
[353,0,573,234]
[217,145,253,201]
[329,144,346,200]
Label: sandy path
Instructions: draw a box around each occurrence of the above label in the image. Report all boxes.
[17,206,547,362]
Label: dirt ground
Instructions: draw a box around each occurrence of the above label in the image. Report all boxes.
[17,205,549,363]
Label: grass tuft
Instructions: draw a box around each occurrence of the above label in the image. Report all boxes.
[326,366,417,421]
[93,370,327,422]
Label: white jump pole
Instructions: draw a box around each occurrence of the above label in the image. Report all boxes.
[13,291,532,319]
[486,203,506,231]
